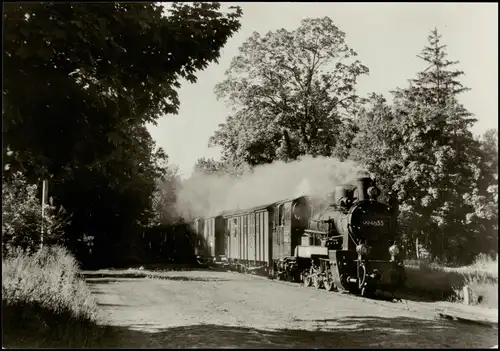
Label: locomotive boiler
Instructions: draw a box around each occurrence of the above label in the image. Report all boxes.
[287,177,406,297]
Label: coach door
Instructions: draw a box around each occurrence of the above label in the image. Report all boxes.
[255,210,268,264]
[273,204,285,259]
[283,202,292,256]
[225,218,232,259]
[248,213,256,263]
[223,221,229,257]
[231,217,239,260]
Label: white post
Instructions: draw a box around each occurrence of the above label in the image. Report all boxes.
[463,285,473,305]
[41,179,48,250]
[416,237,420,259]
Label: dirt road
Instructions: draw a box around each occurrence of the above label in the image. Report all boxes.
[86,269,498,348]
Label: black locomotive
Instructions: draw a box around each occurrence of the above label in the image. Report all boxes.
[189,176,406,298]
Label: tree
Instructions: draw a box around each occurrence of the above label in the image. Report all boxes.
[391,29,481,263]
[210,17,368,166]
[47,125,170,265]
[462,129,499,257]
[3,2,242,265]
[350,93,403,198]
[192,157,247,177]
[392,28,469,108]
[194,157,227,175]
[351,28,486,264]
[4,2,242,180]
[151,165,182,226]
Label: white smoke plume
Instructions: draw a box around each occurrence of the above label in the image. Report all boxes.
[175,155,367,220]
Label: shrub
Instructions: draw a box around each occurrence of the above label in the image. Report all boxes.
[2,245,102,348]
[450,254,498,308]
[402,254,498,307]
[2,172,71,253]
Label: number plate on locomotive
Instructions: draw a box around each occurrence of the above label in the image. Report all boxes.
[361,220,386,227]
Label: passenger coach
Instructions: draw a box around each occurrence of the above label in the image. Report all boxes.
[191,196,311,272]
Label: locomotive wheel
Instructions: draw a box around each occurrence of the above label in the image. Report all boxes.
[323,266,335,291]
[303,274,312,287]
[313,275,323,289]
[323,278,335,292]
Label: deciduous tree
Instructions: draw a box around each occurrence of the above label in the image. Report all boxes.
[211,17,368,166]
[4,2,242,179]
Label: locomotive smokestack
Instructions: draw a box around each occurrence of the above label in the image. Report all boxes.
[356,177,372,202]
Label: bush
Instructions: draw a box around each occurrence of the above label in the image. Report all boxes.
[403,254,498,308]
[2,172,71,253]
[2,245,103,348]
[450,254,498,308]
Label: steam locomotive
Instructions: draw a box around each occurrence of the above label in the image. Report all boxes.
[190,176,406,298]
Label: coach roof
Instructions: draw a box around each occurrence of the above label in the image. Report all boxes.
[222,202,276,218]
[222,195,309,218]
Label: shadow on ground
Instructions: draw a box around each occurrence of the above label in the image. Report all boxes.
[83,272,232,282]
[396,288,456,303]
[92,316,498,349]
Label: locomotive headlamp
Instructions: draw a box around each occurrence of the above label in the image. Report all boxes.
[356,244,369,255]
[367,186,381,200]
[389,244,400,257]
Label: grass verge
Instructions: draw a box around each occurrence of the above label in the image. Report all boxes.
[2,246,107,348]
[402,254,498,308]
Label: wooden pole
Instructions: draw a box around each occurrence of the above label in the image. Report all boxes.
[416,237,419,259]
[41,179,48,250]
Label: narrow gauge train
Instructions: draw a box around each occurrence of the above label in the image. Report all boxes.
[190,176,406,297]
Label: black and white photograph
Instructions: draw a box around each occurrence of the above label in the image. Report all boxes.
[2,1,498,348]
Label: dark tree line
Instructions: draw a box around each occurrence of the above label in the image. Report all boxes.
[3,2,242,267]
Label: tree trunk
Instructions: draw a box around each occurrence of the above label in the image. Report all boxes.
[282,129,294,160]
[300,125,310,154]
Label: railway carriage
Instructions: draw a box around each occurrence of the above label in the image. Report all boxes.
[223,203,273,270]
[190,215,225,263]
[217,197,312,273]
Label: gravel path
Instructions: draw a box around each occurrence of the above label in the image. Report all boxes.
[86,270,498,348]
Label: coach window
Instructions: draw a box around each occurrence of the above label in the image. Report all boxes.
[278,204,284,226]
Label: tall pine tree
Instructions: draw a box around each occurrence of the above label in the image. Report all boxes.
[392,28,485,264]
[399,28,469,106]
[353,28,490,264]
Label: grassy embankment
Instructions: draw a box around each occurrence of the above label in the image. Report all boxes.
[403,254,498,308]
[2,246,109,348]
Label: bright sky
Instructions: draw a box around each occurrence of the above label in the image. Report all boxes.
[147,2,498,178]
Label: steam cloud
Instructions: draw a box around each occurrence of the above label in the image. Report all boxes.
[175,155,367,220]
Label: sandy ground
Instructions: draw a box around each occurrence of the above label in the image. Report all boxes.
[86,270,498,348]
